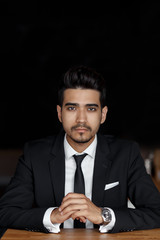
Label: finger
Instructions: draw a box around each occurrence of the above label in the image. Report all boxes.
[71,210,88,221]
[61,210,77,219]
[62,193,85,204]
[59,203,87,215]
[72,214,86,223]
[74,216,86,223]
[60,198,87,213]
[78,216,86,223]
[51,208,77,224]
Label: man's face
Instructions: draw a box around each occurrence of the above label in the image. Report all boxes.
[57,88,108,149]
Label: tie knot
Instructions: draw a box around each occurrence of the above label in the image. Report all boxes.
[73,153,87,166]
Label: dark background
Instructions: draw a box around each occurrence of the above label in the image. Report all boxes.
[0,1,160,149]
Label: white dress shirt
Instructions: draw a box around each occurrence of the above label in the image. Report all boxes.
[43,134,115,233]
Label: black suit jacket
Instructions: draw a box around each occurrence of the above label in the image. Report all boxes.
[0,131,160,233]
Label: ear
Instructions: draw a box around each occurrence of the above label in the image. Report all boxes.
[57,105,62,123]
[101,106,108,124]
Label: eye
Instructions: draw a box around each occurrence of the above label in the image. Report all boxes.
[68,106,76,111]
[88,107,96,111]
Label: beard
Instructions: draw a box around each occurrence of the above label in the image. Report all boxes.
[69,133,94,144]
[69,123,94,144]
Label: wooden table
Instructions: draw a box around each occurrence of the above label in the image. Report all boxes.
[1,228,160,240]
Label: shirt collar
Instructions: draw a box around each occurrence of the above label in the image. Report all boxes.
[64,134,97,159]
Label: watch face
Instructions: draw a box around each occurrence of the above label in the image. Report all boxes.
[102,208,112,223]
[104,211,109,218]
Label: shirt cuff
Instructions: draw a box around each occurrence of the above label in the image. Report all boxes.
[99,208,116,233]
[43,207,61,233]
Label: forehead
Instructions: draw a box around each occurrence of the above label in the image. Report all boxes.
[63,89,101,105]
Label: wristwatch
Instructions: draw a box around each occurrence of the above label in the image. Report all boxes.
[101,207,112,225]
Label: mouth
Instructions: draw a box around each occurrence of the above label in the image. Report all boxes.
[75,128,88,133]
[71,124,92,133]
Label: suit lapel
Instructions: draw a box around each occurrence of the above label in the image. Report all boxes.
[92,134,112,207]
[49,130,65,206]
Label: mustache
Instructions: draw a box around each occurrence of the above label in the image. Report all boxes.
[71,124,92,131]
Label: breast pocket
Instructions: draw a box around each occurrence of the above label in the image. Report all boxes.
[103,182,121,207]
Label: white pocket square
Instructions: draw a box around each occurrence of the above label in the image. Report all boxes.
[104,181,119,190]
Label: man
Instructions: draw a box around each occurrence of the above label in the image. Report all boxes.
[0,65,160,234]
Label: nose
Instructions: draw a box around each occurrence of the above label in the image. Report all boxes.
[76,108,87,123]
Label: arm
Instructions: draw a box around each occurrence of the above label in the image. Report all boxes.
[0,143,49,232]
[0,142,77,233]
[111,142,160,233]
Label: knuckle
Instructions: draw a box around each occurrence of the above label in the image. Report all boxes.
[67,193,72,197]
[83,199,88,204]
[85,204,89,210]
[80,193,85,198]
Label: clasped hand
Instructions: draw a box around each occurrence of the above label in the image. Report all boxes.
[50,192,103,225]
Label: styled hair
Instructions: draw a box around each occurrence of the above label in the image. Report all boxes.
[58,65,107,107]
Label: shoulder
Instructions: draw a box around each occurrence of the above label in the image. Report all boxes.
[19,134,62,167]
[98,134,144,169]
[23,129,65,157]
[22,133,63,159]
[24,135,56,151]
[98,133,141,154]
[99,133,138,145]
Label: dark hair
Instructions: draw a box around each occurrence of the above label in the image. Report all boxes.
[58,65,107,107]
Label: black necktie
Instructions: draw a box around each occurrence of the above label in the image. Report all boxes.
[73,153,87,228]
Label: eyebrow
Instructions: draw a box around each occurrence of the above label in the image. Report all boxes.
[65,102,99,107]
[86,104,99,107]
[65,103,78,106]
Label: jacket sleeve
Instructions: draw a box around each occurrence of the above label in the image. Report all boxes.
[0,143,49,233]
[111,142,160,233]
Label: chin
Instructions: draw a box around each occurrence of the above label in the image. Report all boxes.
[71,134,93,144]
